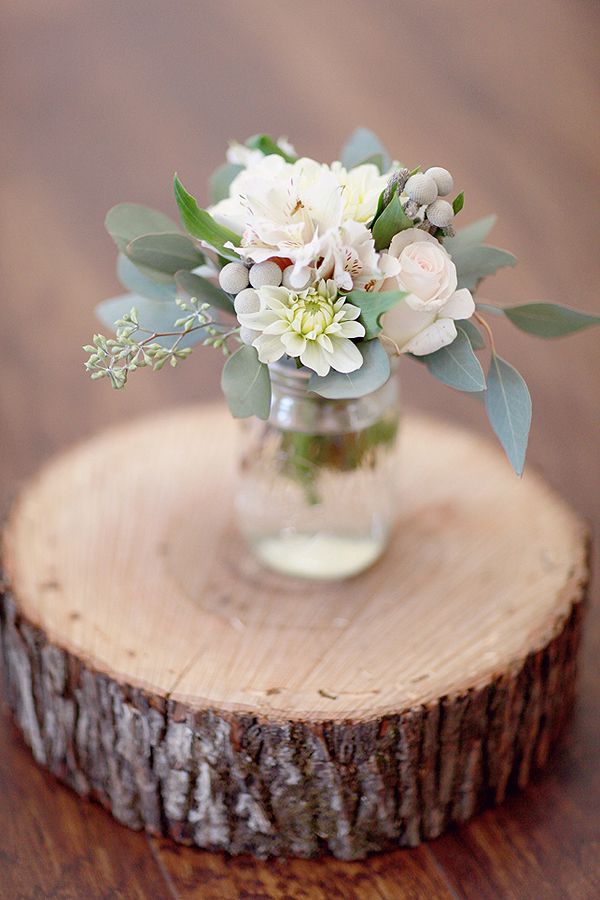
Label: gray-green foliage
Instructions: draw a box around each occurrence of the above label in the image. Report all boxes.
[347,289,408,340]
[126,232,204,275]
[221,345,271,419]
[105,203,181,251]
[209,163,244,203]
[484,353,532,477]
[309,339,391,399]
[175,270,235,314]
[424,325,486,392]
[86,296,239,389]
[341,128,391,172]
[500,302,600,337]
[117,254,179,302]
[444,215,516,291]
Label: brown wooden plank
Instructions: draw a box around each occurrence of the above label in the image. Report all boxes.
[1,0,599,896]
[149,837,456,900]
[0,705,171,899]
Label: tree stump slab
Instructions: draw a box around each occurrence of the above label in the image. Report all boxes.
[0,405,589,860]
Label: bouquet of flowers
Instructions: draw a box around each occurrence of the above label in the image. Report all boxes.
[85,129,599,475]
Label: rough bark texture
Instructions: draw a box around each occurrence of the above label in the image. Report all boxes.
[0,588,585,861]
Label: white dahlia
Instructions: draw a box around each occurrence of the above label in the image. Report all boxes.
[237,279,366,377]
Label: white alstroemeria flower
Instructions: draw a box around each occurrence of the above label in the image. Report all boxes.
[288,220,401,292]
[237,279,366,377]
[209,155,397,292]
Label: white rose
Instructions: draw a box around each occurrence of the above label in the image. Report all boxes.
[380,229,475,355]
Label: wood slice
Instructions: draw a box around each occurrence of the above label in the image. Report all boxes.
[0,405,589,860]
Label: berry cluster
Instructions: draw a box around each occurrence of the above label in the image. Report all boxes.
[402,166,455,229]
[218,260,285,345]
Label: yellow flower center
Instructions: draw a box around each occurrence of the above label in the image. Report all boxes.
[290,290,336,337]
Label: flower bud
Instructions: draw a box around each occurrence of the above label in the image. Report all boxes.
[239,326,259,346]
[405,173,438,206]
[425,167,454,197]
[234,288,261,315]
[425,199,454,228]
[249,260,283,289]
[218,262,249,294]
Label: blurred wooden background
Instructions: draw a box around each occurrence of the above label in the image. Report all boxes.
[2,1,599,897]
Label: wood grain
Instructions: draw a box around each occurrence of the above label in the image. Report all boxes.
[1,0,599,895]
[0,409,588,859]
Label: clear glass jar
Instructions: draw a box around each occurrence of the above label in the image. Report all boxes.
[235,360,401,580]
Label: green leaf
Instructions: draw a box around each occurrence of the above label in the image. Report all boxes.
[444,215,497,253]
[96,293,204,348]
[209,162,244,203]
[452,191,464,214]
[174,270,234,314]
[424,326,487,392]
[309,339,391,399]
[221,345,271,419]
[105,203,181,251]
[502,302,600,338]
[341,128,391,172]
[372,194,412,250]
[245,134,297,162]
[347,289,408,340]
[173,174,242,259]
[450,245,517,291]
[126,232,204,275]
[117,254,179,301]
[458,318,486,350]
[485,353,532,476]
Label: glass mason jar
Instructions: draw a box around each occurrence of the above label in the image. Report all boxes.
[235,360,401,580]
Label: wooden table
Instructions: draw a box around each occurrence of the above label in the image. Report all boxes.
[2,1,599,897]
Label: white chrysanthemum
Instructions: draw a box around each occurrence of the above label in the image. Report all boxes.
[237,279,366,377]
[209,155,395,292]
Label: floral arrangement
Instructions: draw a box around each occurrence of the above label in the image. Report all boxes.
[85,129,600,475]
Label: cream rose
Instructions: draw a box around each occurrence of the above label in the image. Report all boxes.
[380,229,475,355]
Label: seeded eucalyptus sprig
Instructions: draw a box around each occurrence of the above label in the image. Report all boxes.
[84,297,240,390]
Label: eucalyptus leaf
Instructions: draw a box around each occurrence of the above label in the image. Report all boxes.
[309,339,391,399]
[341,128,391,172]
[444,214,497,253]
[245,134,297,162]
[424,326,486,392]
[451,245,517,291]
[117,254,179,301]
[127,232,205,275]
[458,318,486,350]
[96,293,205,348]
[372,194,412,250]
[221,345,271,419]
[105,203,181,251]
[209,162,244,203]
[502,302,600,338]
[485,353,531,476]
[173,174,242,259]
[175,270,234,314]
[347,289,408,340]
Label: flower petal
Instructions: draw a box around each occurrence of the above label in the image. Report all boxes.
[300,340,331,376]
[327,336,364,373]
[253,332,286,363]
[440,288,475,321]
[281,332,306,356]
[402,318,457,356]
[338,320,366,339]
